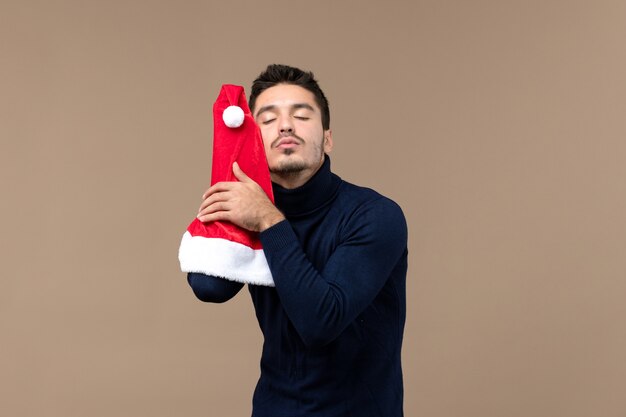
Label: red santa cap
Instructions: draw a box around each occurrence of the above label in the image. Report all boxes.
[178,84,275,286]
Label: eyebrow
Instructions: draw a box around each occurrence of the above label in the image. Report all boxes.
[255,103,316,118]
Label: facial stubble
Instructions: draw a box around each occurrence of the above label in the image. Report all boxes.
[269,136,325,177]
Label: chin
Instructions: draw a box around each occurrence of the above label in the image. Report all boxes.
[270,157,309,175]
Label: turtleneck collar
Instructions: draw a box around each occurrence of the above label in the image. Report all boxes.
[272,155,341,217]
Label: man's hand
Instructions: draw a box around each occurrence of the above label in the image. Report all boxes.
[197,162,285,232]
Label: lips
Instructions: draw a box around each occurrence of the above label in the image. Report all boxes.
[274,137,302,149]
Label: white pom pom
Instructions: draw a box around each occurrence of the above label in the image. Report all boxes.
[222,105,245,128]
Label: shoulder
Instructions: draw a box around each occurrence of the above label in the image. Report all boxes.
[334,178,407,238]
[337,178,405,215]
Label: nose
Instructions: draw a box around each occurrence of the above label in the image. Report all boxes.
[278,115,294,136]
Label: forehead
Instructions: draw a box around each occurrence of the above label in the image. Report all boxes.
[253,84,319,114]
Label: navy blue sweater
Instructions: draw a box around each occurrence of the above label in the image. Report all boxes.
[188,157,408,417]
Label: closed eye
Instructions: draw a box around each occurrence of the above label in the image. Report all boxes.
[294,116,310,120]
[262,118,276,125]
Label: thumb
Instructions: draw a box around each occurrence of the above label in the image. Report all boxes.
[232,161,252,183]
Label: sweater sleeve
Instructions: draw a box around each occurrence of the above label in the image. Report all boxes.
[187,272,244,303]
[259,197,408,348]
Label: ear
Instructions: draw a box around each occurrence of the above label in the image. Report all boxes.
[323,129,333,153]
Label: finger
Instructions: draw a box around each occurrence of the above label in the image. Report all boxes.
[197,210,231,224]
[202,181,235,199]
[198,191,230,213]
[198,201,230,218]
[232,162,252,183]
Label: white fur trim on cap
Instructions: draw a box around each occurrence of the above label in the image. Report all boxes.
[178,231,275,287]
[222,105,245,128]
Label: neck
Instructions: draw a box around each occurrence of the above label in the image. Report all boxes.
[271,155,341,216]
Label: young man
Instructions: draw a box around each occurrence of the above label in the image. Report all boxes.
[190,64,408,417]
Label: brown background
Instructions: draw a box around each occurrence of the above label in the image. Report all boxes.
[2,1,626,416]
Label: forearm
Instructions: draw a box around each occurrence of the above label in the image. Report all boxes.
[187,273,244,303]
[259,201,407,347]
